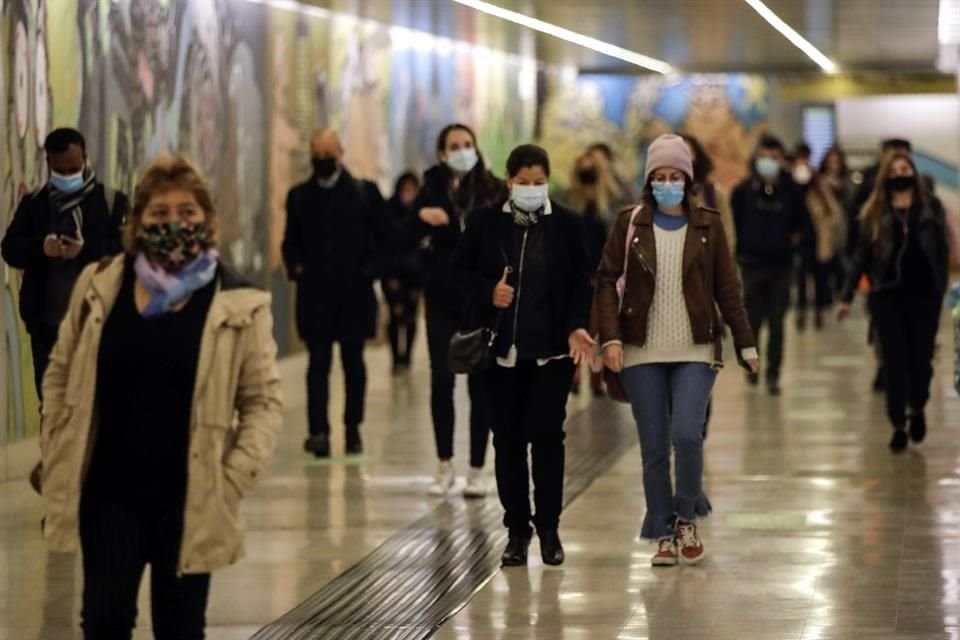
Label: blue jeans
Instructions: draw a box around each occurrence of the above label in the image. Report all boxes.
[621,362,717,540]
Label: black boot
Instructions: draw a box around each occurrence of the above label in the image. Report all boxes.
[501,536,531,567]
[304,434,330,459]
[767,378,782,397]
[908,412,927,444]
[346,426,363,455]
[890,428,908,453]
[539,530,565,566]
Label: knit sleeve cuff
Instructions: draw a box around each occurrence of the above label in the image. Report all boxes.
[740,347,759,362]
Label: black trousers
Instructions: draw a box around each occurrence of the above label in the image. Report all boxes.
[306,338,367,436]
[383,276,421,367]
[29,323,59,401]
[485,359,574,538]
[741,263,792,382]
[424,300,490,468]
[79,495,210,640]
[871,289,941,428]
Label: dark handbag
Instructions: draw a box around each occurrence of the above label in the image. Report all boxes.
[448,241,510,375]
[448,322,500,374]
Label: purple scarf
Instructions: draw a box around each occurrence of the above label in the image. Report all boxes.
[133,250,220,317]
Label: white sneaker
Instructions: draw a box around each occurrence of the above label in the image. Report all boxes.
[427,460,456,496]
[463,467,487,499]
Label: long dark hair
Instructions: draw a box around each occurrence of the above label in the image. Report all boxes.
[680,133,713,185]
[819,146,848,177]
[435,123,504,211]
[860,151,928,242]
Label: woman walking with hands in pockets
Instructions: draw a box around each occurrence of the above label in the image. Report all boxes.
[594,134,758,567]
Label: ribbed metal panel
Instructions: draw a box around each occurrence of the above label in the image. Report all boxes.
[251,400,634,640]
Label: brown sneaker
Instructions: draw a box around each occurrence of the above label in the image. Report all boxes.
[676,521,706,565]
[651,537,678,567]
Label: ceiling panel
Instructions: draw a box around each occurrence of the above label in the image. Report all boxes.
[303,0,944,73]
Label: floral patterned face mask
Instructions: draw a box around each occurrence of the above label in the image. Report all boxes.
[136,222,211,272]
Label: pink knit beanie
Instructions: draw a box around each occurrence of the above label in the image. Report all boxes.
[645,134,694,181]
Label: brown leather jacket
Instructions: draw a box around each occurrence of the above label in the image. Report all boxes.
[594,205,755,366]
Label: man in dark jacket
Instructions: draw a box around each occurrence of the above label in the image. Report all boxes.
[1,128,127,399]
[283,129,385,458]
[732,135,806,396]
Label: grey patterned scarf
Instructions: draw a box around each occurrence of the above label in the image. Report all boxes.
[508,201,542,228]
[48,167,97,237]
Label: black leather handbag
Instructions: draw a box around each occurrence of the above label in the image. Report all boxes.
[448,242,510,375]
[448,319,501,375]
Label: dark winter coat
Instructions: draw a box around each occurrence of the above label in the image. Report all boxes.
[413,164,506,310]
[841,199,949,302]
[1,184,127,333]
[453,199,592,360]
[282,170,386,342]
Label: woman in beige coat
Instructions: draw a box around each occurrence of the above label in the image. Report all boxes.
[805,172,846,328]
[40,155,282,640]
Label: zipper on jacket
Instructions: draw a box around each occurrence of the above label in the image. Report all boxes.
[506,229,530,364]
[632,243,652,274]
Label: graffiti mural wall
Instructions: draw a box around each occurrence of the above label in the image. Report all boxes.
[1,0,536,442]
[538,71,771,193]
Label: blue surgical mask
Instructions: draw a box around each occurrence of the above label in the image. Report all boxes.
[651,181,685,209]
[511,184,549,212]
[755,157,781,179]
[50,169,85,193]
[445,148,479,174]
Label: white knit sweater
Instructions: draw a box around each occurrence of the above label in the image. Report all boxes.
[623,224,713,368]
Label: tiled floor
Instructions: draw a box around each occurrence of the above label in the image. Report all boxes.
[2,307,960,639]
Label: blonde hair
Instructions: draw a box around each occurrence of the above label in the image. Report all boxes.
[859,152,927,242]
[568,151,621,219]
[123,155,219,254]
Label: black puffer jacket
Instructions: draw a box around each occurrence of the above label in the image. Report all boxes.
[841,198,948,302]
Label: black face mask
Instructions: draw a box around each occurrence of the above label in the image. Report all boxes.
[577,168,598,185]
[886,175,915,193]
[312,156,338,179]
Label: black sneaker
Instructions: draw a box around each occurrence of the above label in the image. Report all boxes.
[304,434,331,458]
[768,380,782,396]
[746,372,760,386]
[539,530,565,566]
[908,412,927,444]
[346,426,363,455]
[501,536,531,567]
[890,429,908,453]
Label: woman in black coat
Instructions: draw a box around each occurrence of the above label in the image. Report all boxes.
[454,144,594,567]
[415,123,506,499]
[838,152,948,453]
[383,172,424,371]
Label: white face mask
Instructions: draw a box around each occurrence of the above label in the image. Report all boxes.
[511,184,549,212]
[445,148,479,174]
[792,164,813,186]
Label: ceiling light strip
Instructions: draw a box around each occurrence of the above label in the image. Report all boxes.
[451,0,673,74]
[742,0,838,73]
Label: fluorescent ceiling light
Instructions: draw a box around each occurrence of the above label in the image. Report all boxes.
[451,0,673,74]
[742,0,838,73]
